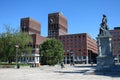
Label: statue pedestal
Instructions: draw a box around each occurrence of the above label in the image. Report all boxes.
[96,35,115,71]
[96,56,114,71]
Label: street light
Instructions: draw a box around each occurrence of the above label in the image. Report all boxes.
[46,50,48,65]
[15,45,19,69]
[79,50,82,64]
[67,50,70,64]
[70,50,74,65]
[67,50,74,65]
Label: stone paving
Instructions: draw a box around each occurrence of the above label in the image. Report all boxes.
[0,64,120,80]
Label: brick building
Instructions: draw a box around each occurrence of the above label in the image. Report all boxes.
[48,12,98,64]
[59,33,98,64]
[110,27,120,63]
[19,12,98,65]
[21,17,41,35]
[48,12,68,38]
[20,17,47,65]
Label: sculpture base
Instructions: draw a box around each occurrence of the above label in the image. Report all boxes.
[96,56,114,71]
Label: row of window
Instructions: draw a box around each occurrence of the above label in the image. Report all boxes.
[64,44,86,49]
[110,31,120,35]
[64,56,86,60]
[60,35,86,39]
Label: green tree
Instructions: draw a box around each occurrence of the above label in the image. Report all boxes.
[40,38,64,65]
[0,26,32,63]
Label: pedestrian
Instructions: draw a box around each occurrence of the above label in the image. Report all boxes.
[61,62,64,69]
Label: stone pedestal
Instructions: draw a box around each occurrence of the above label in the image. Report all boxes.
[96,34,115,71]
[96,56,114,71]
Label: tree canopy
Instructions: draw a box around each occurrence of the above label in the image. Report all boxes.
[0,26,32,63]
[40,38,64,65]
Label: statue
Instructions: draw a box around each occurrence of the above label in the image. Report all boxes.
[96,14,114,71]
[99,14,109,35]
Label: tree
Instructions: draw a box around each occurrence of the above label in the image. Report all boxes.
[40,38,64,65]
[0,26,32,63]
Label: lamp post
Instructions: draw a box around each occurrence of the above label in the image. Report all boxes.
[67,50,74,65]
[80,50,82,64]
[70,50,74,65]
[15,45,19,69]
[46,50,48,65]
[67,50,70,64]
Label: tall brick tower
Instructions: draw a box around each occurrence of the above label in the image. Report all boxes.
[20,17,43,65]
[20,17,41,35]
[48,12,68,38]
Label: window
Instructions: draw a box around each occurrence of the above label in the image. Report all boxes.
[83,56,86,59]
[75,56,77,60]
[67,36,69,38]
[71,36,73,38]
[67,56,69,59]
[79,56,81,59]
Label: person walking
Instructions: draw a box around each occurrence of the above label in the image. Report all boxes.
[61,62,64,69]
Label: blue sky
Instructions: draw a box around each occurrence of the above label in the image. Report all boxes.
[0,0,120,39]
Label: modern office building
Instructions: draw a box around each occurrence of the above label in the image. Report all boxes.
[48,12,68,38]
[110,27,120,63]
[48,12,98,64]
[59,33,98,64]
[20,17,47,65]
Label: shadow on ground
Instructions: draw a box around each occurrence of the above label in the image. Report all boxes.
[73,65,96,68]
[54,65,95,74]
[93,71,120,77]
[54,69,90,74]
[54,65,120,78]
[85,65,120,78]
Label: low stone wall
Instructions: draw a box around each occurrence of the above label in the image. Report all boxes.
[0,65,15,68]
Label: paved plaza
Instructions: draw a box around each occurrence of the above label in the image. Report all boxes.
[0,64,120,80]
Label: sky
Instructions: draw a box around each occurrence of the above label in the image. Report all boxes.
[0,0,120,39]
